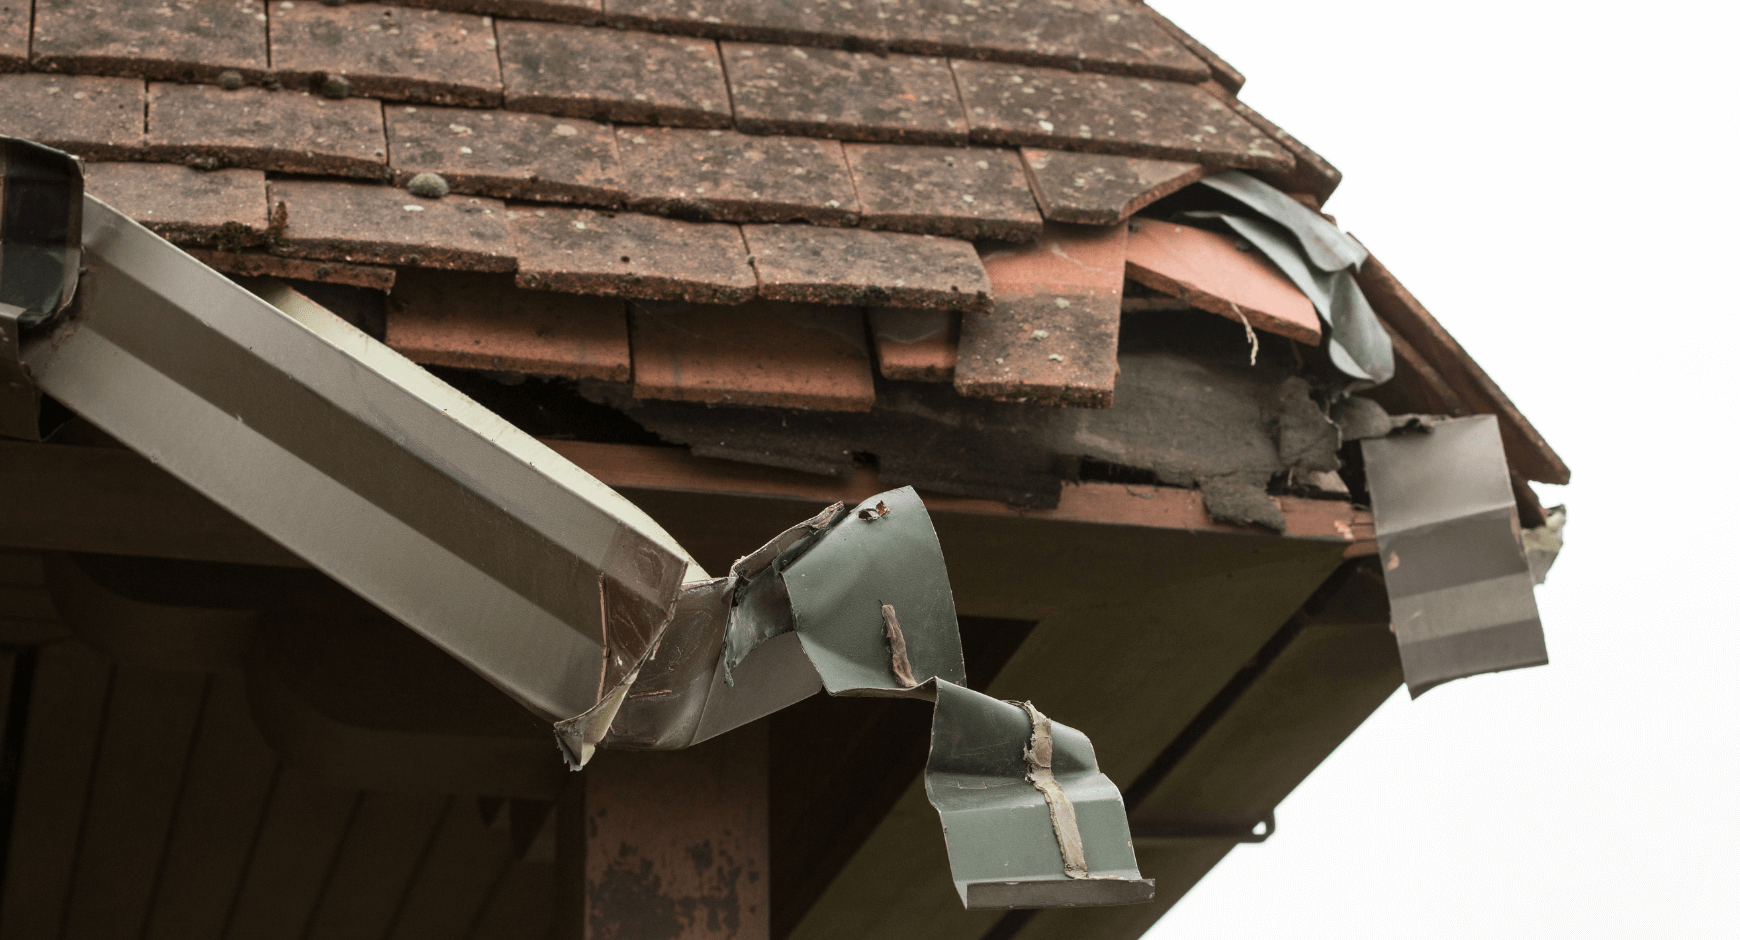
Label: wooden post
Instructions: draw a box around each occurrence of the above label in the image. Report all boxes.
[556,723,768,940]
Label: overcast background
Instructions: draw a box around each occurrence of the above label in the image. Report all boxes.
[1142,2,1739,936]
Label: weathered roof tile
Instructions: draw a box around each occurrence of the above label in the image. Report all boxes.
[269,179,515,271]
[955,222,1127,407]
[498,21,730,127]
[608,0,886,47]
[879,0,1208,81]
[512,207,756,304]
[386,105,626,204]
[951,60,1292,170]
[1019,148,1201,225]
[84,162,268,246]
[271,3,502,107]
[743,225,992,311]
[189,250,398,290]
[31,0,269,83]
[630,299,876,411]
[0,2,29,71]
[618,127,858,224]
[1196,80,1341,202]
[724,43,966,144]
[0,74,145,160]
[147,84,388,178]
[387,269,630,381]
[846,143,1041,241]
[1125,219,1321,345]
[869,307,957,382]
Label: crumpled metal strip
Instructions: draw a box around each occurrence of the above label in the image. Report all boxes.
[556,486,1153,909]
[1176,171,1395,387]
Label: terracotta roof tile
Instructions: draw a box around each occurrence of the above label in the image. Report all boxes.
[955,222,1126,406]
[30,0,270,83]
[1124,219,1320,345]
[1196,80,1341,203]
[608,0,887,47]
[497,21,730,126]
[1144,8,1243,93]
[723,43,966,144]
[0,74,145,160]
[0,2,28,71]
[617,127,858,224]
[743,225,992,311]
[869,307,957,382]
[271,3,503,107]
[879,0,1208,81]
[84,162,268,246]
[1019,147,1201,225]
[846,143,1041,241]
[512,207,756,304]
[385,105,625,204]
[269,179,515,271]
[147,84,389,178]
[386,269,630,380]
[951,60,1292,171]
[630,299,876,411]
[188,250,398,290]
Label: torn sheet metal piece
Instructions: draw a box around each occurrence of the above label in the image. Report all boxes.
[1174,170,1393,387]
[928,682,1153,909]
[562,487,1151,910]
[1363,415,1548,696]
[21,193,700,724]
[1523,505,1567,585]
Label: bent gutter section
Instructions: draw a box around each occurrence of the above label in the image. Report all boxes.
[16,187,1153,910]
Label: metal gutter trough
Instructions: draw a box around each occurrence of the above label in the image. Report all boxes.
[0,138,1151,909]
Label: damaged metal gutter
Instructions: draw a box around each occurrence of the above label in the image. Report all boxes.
[0,138,1151,910]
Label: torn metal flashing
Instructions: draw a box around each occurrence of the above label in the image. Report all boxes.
[1362,415,1549,696]
[1169,171,1394,387]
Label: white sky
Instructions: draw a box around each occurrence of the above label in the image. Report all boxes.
[1143,2,1740,935]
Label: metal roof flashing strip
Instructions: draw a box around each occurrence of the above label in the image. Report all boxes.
[1362,415,1550,696]
[4,138,1152,909]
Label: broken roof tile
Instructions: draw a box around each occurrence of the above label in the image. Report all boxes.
[869,307,957,382]
[617,127,858,224]
[951,60,1292,171]
[878,0,1208,81]
[955,222,1127,407]
[271,2,503,107]
[269,179,515,271]
[0,74,145,160]
[31,0,269,83]
[147,84,389,178]
[607,0,886,47]
[0,3,28,71]
[497,21,730,127]
[846,143,1041,242]
[743,225,991,312]
[387,270,630,381]
[630,300,876,411]
[386,105,626,204]
[1019,148,1202,225]
[1125,219,1321,346]
[724,43,966,144]
[83,162,268,246]
[189,250,398,290]
[512,207,756,304]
